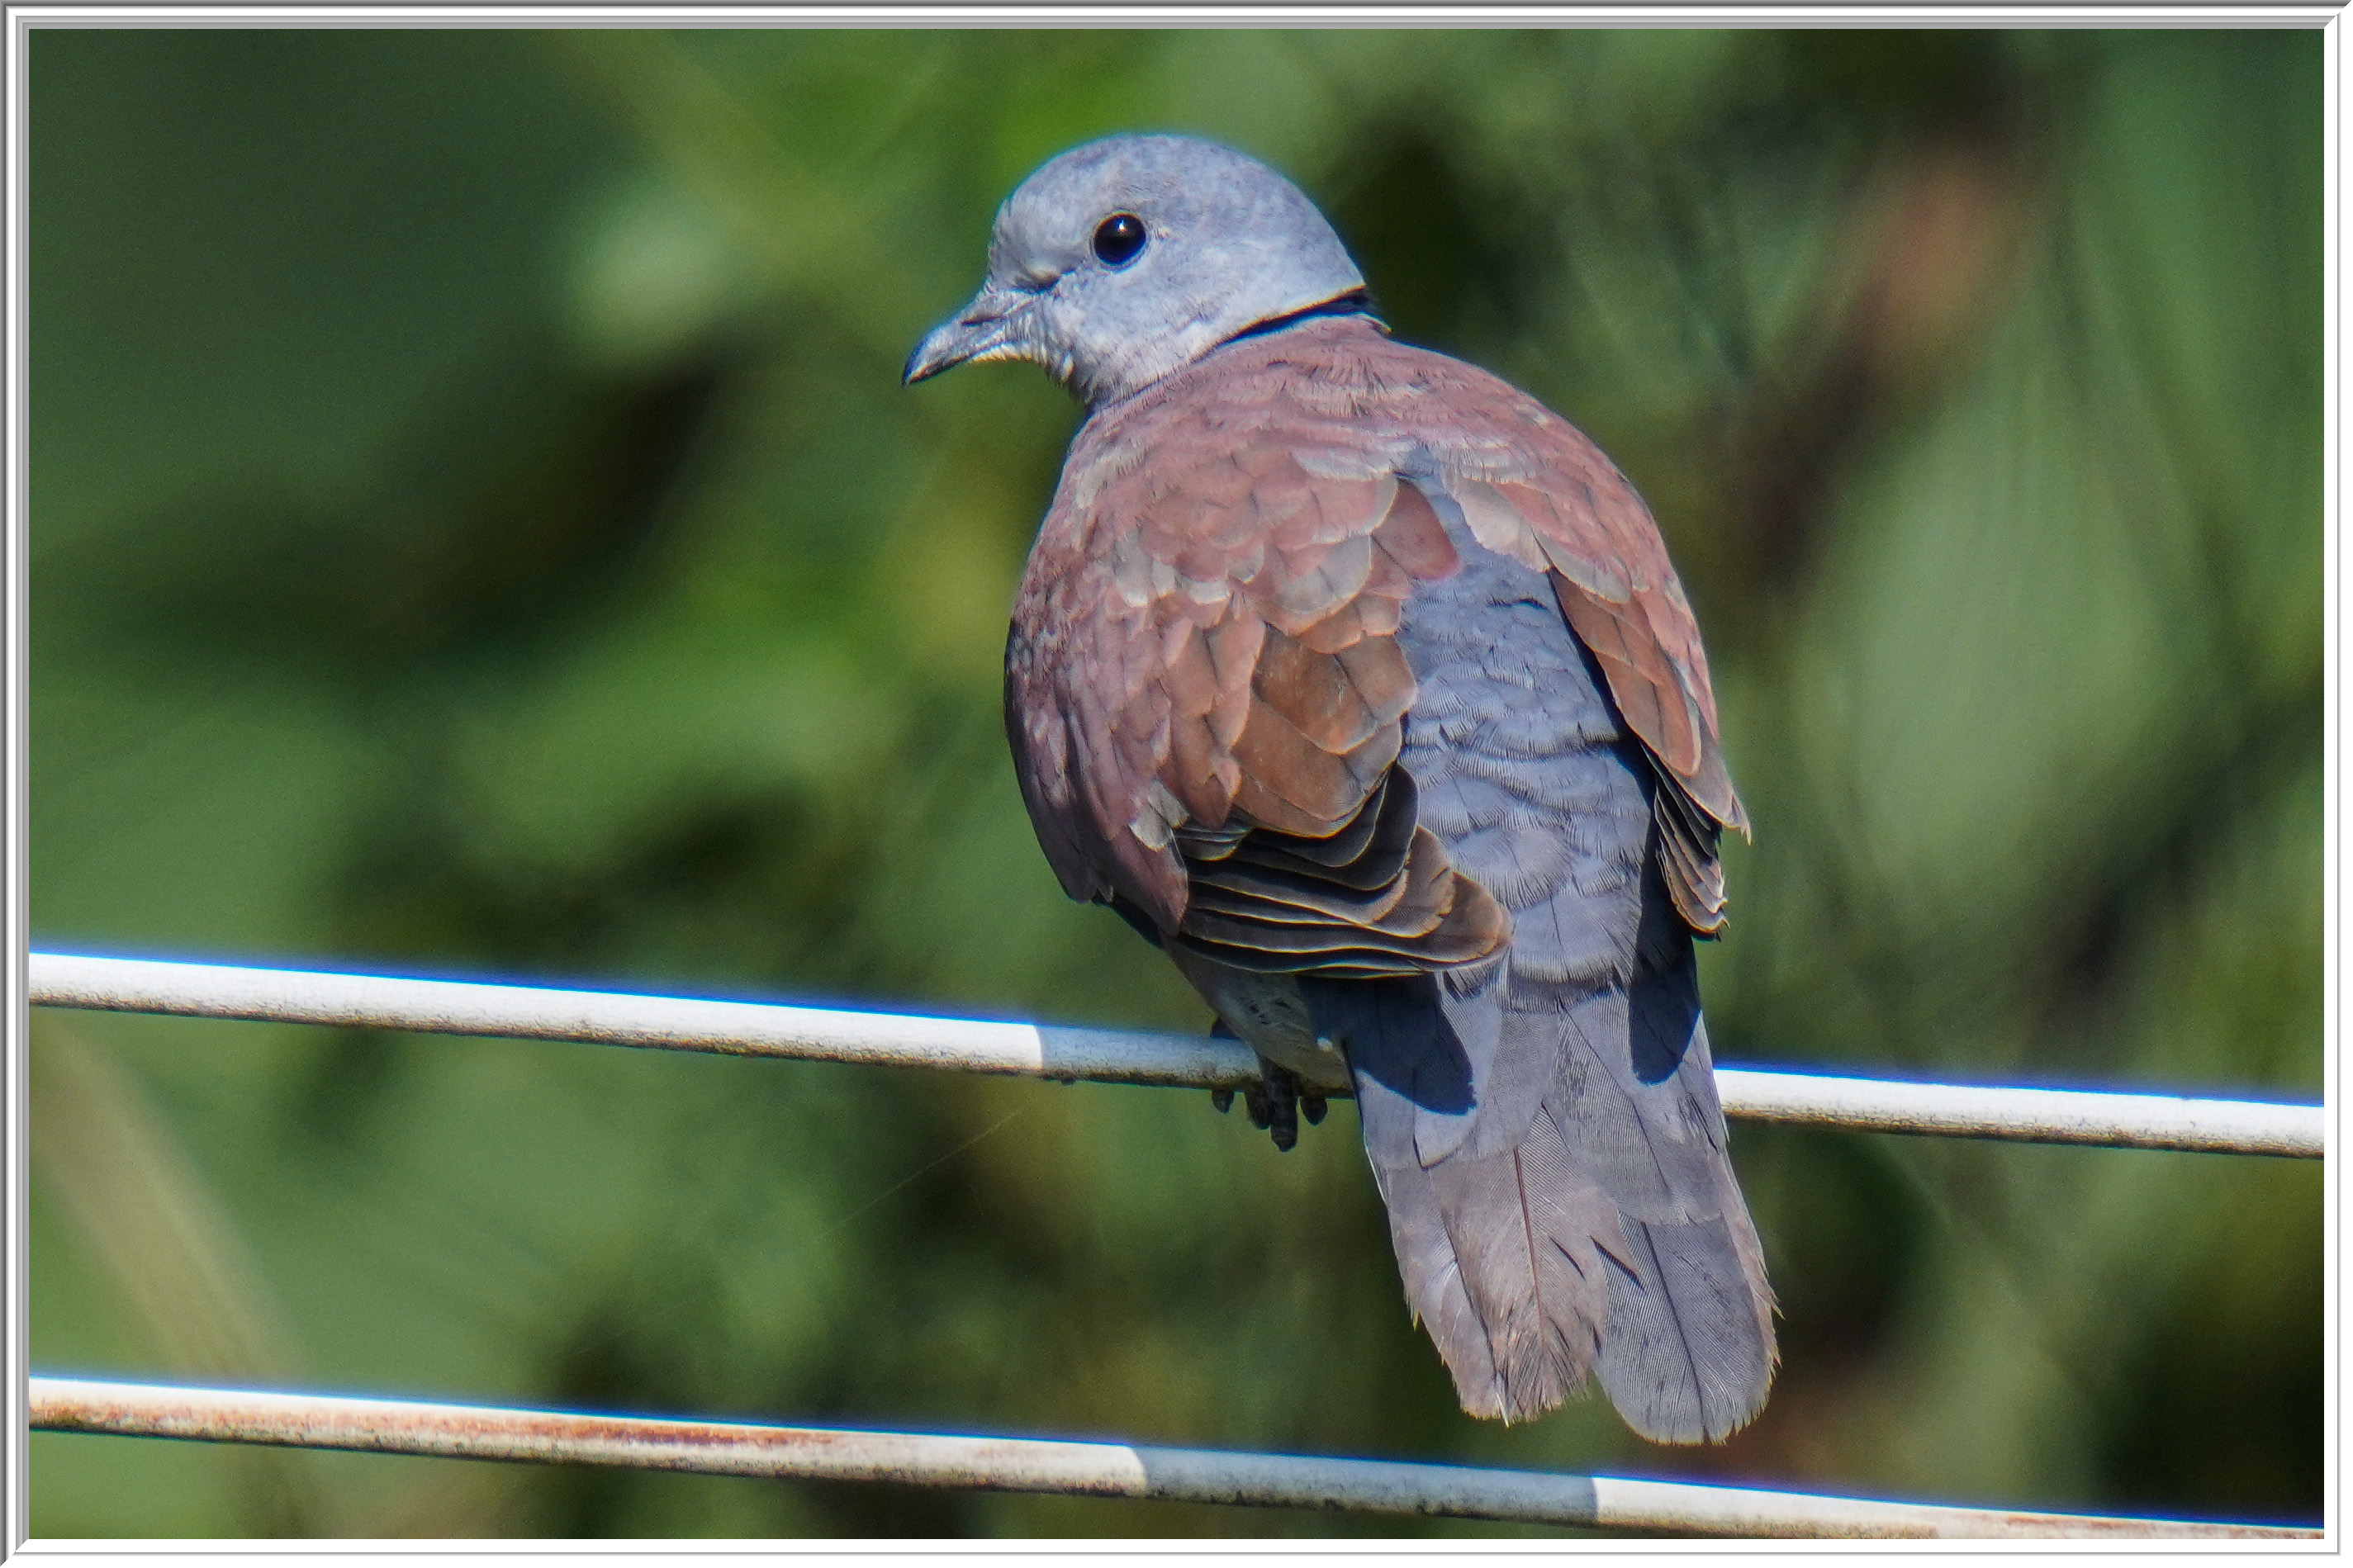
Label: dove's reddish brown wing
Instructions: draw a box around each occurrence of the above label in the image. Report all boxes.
[1007,342,1506,974]
[1005,315,1739,945]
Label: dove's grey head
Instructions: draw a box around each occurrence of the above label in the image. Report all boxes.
[904,134,1368,408]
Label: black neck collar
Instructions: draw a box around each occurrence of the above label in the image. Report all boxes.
[1222,290,1383,347]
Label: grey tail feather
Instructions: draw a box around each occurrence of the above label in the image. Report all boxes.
[1345,980,1777,1441]
[1568,990,1778,1443]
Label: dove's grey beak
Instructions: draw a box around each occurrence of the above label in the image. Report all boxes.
[904,287,1037,385]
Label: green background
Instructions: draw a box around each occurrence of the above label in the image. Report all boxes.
[28,27,2322,1537]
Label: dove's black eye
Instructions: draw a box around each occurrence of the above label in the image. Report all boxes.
[1092,213,1147,268]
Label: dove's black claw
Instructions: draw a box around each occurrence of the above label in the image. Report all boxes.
[1216,1045,1312,1150]
[1255,1064,1301,1151]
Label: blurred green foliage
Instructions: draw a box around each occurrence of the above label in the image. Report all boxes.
[29,26,2319,1538]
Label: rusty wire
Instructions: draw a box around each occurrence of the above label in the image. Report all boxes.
[24,953,2328,1537]
[27,1376,2319,1539]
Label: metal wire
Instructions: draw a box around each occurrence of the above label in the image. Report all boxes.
[31,951,2323,1156]
[24,959,2327,1535]
[31,950,2328,1156]
[26,1376,2316,1539]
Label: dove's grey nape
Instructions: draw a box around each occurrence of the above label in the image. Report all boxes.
[904,135,1368,407]
[907,133,1776,1444]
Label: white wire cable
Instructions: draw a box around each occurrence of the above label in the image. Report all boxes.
[28,951,2325,1158]
[27,1376,2317,1539]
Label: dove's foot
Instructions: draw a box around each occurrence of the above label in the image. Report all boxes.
[1243,1071,1296,1151]
[1245,1059,1309,1152]
[1204,1021,1329,1151]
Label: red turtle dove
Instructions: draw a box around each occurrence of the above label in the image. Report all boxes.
[907,134,1774,1442]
